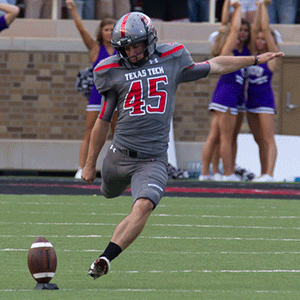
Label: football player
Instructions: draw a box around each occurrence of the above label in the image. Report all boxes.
[82,12,283,279]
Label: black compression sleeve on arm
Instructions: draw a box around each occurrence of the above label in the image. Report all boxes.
[99,90,118,122]
[180,62,211,82]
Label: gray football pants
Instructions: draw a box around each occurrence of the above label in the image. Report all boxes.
[101,144,168,209]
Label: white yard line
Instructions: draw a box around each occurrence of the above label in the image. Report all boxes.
[1,210,300,219]
[2,221,300,230]
[2,248,300,255]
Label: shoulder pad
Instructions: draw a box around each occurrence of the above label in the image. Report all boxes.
[157,43,186,58]
[93,55,121,94]
[94,55,121,74]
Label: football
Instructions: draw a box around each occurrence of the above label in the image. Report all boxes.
[27,236,57,284]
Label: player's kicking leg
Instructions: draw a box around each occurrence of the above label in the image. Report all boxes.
[87,198,153,279]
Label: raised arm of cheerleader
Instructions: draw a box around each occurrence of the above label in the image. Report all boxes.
[220,0,242,56]
[261,0,280,71]
[250,1,262,53]
[221,0,231,25]
[66,0,98,56]
[261,1,279,53]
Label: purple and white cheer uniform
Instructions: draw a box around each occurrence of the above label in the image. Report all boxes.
[246,63,276,114]
[86,44,117,111]
[209,46,250,115]
[0,15,8,32]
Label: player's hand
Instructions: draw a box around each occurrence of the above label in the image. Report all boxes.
[257,52,284,64]
[66,0,76,10]
[82,165,97,185]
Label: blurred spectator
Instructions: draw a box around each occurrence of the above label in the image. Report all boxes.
[296,0,300,24]
[130,0,137,11]
[215,0,225,21]
[143,0,189,21]
[67,0,95,19]
[0,2,19,31]
[267,0,297,24]
[24,0,52,18]
[0,0,16,5]
[130,0,143,12]
[0,0,17,6]
[95,0,130,20]
[188,0,209,22]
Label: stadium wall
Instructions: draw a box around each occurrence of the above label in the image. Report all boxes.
[0,19,300,173]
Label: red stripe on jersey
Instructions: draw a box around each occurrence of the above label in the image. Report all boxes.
[99,101,107,120]
[195,61,209,65]
[120,13,131,38]
[186,61,209,69]
[160,45,184,58]
[94,63,120,72]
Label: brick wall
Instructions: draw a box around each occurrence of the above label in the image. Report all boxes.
[0,51,281,142]
[0,51,89,140]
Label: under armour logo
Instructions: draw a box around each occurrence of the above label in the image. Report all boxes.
[149,58,158,64]
[110,144,116,153]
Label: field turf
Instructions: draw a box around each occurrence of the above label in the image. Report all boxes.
[1,194,300,299]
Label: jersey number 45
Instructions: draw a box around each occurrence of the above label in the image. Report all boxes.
[124,76,168,116]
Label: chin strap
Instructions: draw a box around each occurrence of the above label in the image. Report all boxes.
[119,53,149,69]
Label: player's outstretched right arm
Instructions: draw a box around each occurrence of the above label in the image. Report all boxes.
[208,52,284,75]
[82,119,110,184]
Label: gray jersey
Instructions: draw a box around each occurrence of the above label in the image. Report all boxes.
[94,42,210,156]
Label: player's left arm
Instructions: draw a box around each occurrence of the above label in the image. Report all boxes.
[98,90,118,122]
[208,52,284,75]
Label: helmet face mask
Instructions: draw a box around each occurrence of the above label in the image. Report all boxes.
[119,42,147,65]
[111,12,157,67]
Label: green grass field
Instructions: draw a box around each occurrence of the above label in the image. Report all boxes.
[1,194,300,300]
